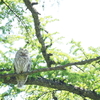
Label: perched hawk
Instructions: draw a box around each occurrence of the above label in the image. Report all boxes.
[14,48,31,87]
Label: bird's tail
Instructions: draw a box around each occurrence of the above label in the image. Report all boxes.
[16,75,28,87]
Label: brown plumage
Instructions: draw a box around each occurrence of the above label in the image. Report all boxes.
[14,48,31,87]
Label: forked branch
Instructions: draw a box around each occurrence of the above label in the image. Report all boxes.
[23,0,55,67]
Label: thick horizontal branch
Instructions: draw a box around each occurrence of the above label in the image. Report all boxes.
[3,77,100,100]
[1,56,100,99]
[0,56,100,78]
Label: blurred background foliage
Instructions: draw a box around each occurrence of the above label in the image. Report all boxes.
[0,0,100,100]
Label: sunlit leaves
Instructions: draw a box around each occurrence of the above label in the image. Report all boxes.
[0,0,100,100]
[40,16,59,27]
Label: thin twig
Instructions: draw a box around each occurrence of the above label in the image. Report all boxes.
[3,0,29,34]
[0,69,11,71]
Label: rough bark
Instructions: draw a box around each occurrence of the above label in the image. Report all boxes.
[2,77,100,100]
[1,0,99,99]
[23,0,55,67]
[1,57,100,99]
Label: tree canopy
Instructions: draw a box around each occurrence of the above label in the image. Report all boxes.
[0,0,100,100]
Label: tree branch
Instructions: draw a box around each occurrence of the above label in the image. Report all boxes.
[2,0,29,34]
[23,0,55,67]
[0,56,100,78]
[3,77,100,100]
[0,68,11,71]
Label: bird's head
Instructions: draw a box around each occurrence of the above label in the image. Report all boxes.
[17,48,29,56]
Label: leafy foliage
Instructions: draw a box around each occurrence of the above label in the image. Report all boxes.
[0,0,100,100]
